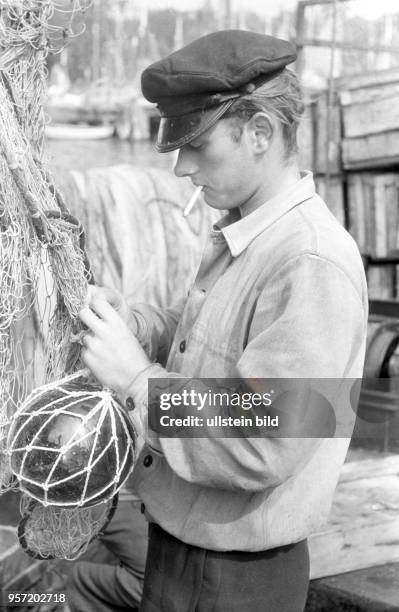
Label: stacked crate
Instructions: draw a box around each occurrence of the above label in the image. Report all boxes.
[297,91,345,226]
[299,70,399,300]
[340,69,399,300]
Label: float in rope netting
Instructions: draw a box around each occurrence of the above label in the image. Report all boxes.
[9,369,135,559]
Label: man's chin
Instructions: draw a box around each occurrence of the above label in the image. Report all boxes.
[203,192,226,210]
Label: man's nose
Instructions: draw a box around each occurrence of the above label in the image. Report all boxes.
[174,148,197,178]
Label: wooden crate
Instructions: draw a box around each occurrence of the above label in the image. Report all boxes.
[347,172,399,258]
[335,67,399,91]
[309,455,399,579]
[340,82,399,109]
[342,89,399,139]
[367,266,397,301]
[343,131,399,170]
[313,93,341,174]
[297,102,314,171]
[314,175,345,226]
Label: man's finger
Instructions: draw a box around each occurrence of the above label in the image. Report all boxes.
[88,297,121,322]
[87,285,122,310]
[82,331,95,348]
[101,287,123,310]
[78,306,103,334]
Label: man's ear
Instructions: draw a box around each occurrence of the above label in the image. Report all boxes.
[246,112,273,153]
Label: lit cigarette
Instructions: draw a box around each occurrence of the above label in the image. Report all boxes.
[183,186,202,217]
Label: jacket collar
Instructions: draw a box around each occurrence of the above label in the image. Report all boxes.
[213,171,316,257]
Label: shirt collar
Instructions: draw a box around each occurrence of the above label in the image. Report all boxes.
[213,171,316,257]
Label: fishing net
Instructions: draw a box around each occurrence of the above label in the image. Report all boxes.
[0,0,93,490]
[0,0,136,560]
[0,1,93,156]
[18,493,119,560]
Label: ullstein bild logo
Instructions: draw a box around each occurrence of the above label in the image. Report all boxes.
[158,413,279,429]
[147,377,365,439]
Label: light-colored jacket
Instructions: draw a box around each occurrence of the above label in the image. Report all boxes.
[127,172,368,552]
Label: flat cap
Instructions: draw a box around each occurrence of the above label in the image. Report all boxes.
[141,30,297,152]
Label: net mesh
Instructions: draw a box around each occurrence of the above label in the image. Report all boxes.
[18,493,118,560]
[0,0,92,492]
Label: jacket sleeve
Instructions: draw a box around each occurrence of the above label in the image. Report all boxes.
[127,254,367,491]
[128,296,186,366]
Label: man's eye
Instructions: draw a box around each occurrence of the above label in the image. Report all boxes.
[189,142,203,150]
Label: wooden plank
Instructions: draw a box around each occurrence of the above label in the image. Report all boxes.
[369,300,399,317]
[339,455,399,483]
[374,175,388,258]
[368,265,396,300]
[385,176,399,255]
[315,175,345,225]
[342,131,399,170]
[314,93,341,174]
[345,155,399,172]
[366,174,377,257]
[340,82,399,107]
[300,38,399,55]
[347,172,399,259]
[347,173,367,253]
[335,67,399,91]
[330,474,399,527]
[310,562,399,610]
[297,102,314,170]
[309,519,399,579]
[299,0,354,7]
[309,459,399,579]
[343,95,399,138]
[348,172,376,256]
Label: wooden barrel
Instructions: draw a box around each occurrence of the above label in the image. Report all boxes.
[364,318,399,378]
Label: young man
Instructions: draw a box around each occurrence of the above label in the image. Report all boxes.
[79,30,368,611]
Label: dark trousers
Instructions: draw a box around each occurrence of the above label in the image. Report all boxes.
[140,523,309,612]
[67,499,148,612]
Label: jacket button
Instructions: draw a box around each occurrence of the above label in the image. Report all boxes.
[143,455,153,467]
[179,340,186,353]
[126,397,134,411]
[140,503,146,514]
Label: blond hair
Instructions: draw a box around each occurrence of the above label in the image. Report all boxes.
[223,68,304,157]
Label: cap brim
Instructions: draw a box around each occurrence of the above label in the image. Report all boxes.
[155,99,236,153]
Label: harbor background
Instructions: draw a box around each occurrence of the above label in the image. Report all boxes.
[47,138,175,171]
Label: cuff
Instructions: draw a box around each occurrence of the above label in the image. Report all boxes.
[123,363,165,453]
[130,308,151,353]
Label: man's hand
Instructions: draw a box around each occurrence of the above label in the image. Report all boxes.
[78,295,151,397]
[86,285,138,336]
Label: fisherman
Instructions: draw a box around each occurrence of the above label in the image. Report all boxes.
[78,30,368,611]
